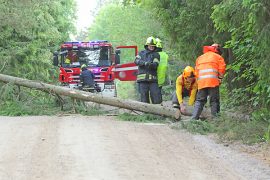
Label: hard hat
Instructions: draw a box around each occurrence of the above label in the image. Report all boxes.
[65,58,71,64]
[145,36,157,46]
[156,38,162,48]
[203,43,221,54]
[183,66,195,78]
[211,43,220,48]
[81,64,87,70]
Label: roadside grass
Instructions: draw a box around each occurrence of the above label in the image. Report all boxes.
[71,102,104,116]
[117,113,168,123]
[178,115,269,144]
[178,120,216,135]
[0,99,104,116]
[116,109,269,144]
[0,92,103,116]
[0,99,60,116]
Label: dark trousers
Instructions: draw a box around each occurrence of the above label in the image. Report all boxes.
[192,86,220,119]
[138,82,162,104]
[171,89,189,107]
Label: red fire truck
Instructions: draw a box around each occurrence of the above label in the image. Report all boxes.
[53,40,138,97]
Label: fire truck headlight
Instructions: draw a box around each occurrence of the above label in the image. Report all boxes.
[119,72,126,79]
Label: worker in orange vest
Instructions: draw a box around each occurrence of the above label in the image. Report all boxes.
[192,44,226,120]
[172,66,198,114]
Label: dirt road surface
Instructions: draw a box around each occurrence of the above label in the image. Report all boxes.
[0,115,269,180]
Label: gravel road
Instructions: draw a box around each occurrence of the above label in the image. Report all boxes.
[0,115,269,180]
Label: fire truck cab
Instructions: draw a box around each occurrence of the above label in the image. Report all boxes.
[53,40,138,97]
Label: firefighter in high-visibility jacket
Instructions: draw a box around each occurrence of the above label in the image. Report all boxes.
[172,66,198,114]
[134,36,162,104]
[192,44,226,119]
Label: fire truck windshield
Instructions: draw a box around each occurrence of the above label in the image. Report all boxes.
[61,46,111,68]
[78,47,110,67]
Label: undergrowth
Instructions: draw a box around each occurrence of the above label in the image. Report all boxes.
[179,115,269,144]
[118,113,168,123]
[0,84,103,116]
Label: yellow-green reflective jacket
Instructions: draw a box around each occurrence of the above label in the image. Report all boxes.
[157,51,169,87]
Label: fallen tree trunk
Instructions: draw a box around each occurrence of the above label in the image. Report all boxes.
[0,74,181,119]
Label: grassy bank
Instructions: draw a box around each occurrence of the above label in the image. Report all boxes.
[173,115,270,145]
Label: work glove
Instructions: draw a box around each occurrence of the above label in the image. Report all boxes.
[135,55,141,60]
[180,103,186,114]
[134,55,147,66]
[148,62,158,70]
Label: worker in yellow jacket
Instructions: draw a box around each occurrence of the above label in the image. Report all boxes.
[172,66,198,114]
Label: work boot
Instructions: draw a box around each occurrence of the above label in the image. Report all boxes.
[191,101,204,120]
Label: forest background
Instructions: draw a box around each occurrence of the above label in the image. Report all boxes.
[0,0,269,143]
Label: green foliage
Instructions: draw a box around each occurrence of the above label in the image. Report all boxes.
[0,85,59,116]
[116,80,138,99]
[180,120,216,135]
[72,104,104,116]
[87,3,163,51]
[161,85,175,101]
[0,84,103,116]
[0,100,58,116]
[0,0,77,115]
[252,108,270,123]
[0,0,76,82]
[139,0,225,61]
[212,0,270,110]
[213,117,268,144]
[263,125,270,142]
[179,116,269,144]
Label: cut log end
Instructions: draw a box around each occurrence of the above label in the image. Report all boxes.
[174,109,181,120]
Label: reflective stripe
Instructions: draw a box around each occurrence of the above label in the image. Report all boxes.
[198,75,218,80]
[137,73,157,80]
[70,76,80,78]
[199,68,218,74]
[94,75,105,78]
[148,74,157,79]
[153,58,159,64]
[137,74,146,80]
[112,66,138,72]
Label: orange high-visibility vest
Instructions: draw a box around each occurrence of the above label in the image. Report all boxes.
[195,51,226,89]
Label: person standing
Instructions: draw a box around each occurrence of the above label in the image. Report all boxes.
[192,44,226,120]
[172,66,198,114]
[134,36,162,104]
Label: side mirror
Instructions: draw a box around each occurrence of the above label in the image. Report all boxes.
[53,52,59,66]
[115,49,121,64]
[115,49,121,54]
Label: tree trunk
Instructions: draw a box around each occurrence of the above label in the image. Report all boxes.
[0,74,181,119]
